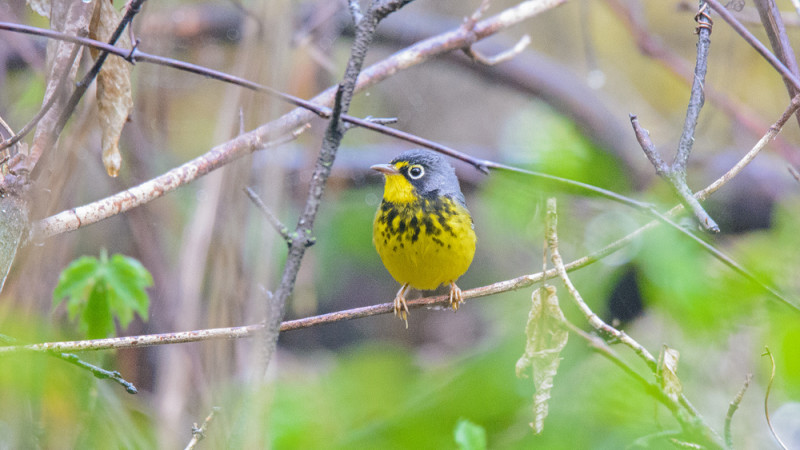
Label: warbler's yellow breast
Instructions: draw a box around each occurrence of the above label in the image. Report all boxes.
[373,173,476,290]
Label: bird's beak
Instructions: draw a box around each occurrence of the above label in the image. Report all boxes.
[370,163,399,175]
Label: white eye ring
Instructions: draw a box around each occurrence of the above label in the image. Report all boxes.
[408,165,425,179]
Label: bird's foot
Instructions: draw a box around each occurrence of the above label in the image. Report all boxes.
[448,281,464,312]
[393,284,410,328]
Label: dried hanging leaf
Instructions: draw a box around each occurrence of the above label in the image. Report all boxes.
[658,345,682,403]
[89,0,133,177]
[515,284,568,434]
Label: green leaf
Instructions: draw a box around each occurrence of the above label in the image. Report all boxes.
[454,419,487,450]
[515,285,568,434]
[84,282,114,339]
[52,252,152,337]
[52,256,100,308]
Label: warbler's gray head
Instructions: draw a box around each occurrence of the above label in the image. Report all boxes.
[371,149,466,205]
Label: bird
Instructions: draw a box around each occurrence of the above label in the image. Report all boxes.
[371,149,477,326]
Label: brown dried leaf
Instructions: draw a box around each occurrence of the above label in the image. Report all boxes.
[515,285,568,434]
[89,0,132,178]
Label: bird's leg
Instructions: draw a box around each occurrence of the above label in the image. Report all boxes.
[448,281,464,312]
[393,283,410,328]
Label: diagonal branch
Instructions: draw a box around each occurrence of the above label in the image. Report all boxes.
[705,0,800,91]
[545,198,723,447]
[753,0,800,129]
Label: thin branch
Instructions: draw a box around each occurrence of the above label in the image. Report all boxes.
[348,0,364,25]
[243,187,293,246]
[53,352,137,394]
[544,198,723,448]
[545,199,658,370]
[724,373,752,449]
[628,2,719,233]
[705,0,800,92]
[630,115,719,232]
[753,0,800,129]
[789,165,800,183]
[264,0,415,372]
[675,1,712,170]
[762,347,788,450]
[31,125,309,240]
[0,36,83,154]
[562,320,680,415]
[464,34,531,66]
[184,407,221,450]
[603,0,796,160]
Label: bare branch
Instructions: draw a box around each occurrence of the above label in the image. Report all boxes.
[705,0,800,92]
[629,2,719,233]
[243,187,293,246]
[0,39,82,154]
[32,127,309,240]
[53,352,137,394]
[464,34,531,66]
[724,373,752,449]
[544,198,723,447]
[264,0,415,373]
[184,407,220,450]
[753,0,800,128]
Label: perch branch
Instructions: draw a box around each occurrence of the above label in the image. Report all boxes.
[7,94,799,355]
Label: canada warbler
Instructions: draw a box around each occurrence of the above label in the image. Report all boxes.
[371,149,477,326]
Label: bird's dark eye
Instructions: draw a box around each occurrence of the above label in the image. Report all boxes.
[408,165,424,179]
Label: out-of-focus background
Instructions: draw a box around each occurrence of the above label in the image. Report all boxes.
[1,0,799,448]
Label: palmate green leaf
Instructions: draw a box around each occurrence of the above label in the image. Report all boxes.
[453,419,487,450]
[52,251,152,337]
[515,285,568,434]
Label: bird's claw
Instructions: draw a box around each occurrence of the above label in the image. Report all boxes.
[448,282,464,312]
[393,284,410,328]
